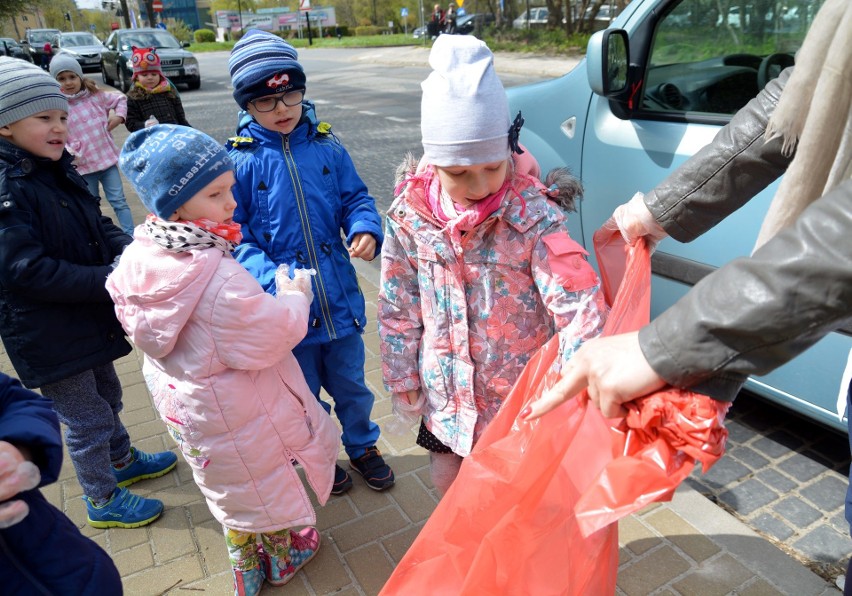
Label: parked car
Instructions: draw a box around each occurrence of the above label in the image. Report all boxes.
[51,31,105,73]
[101,28,200,92]
[0,37,33,62]
[513,6,550,28]
[508,0,849,432]
[412,25,429,38]
[21,28,61,63]
[456,13,496,34]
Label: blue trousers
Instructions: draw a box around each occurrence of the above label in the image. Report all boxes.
[39,363,130,500]
[83,164,134,235]
[293,333,379,459]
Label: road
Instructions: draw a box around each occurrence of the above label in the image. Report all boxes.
[98,47,851,582]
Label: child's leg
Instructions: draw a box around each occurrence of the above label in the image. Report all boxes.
[224,527,264,596]
[83,166,135,235]
[261,527,321,586]
[294,334,380,458]
[39,367,130,502]
[430,451,463,497]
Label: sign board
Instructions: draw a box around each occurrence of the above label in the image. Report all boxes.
[152,0,163,12]
[299,0,311,10]
[401,7,408,17]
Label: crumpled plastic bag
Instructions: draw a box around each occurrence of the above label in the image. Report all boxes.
[573,227,729,537]
[379,332,618,596]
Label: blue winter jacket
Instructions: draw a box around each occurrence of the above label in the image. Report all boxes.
[0,372,122,595]
[228,106,383,345]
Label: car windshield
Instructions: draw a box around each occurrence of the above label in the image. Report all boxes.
[28,31,58,44]
[0,39,20,48]
[62,33,100,47]
[119,31,181,50]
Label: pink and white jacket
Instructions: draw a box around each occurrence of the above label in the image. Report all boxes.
[106,232,339,533]
[379,160,608,457]
[65,88,127,175]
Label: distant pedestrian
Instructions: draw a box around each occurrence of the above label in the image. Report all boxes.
[445,2,458,34]
[428,3,445,38]
[40,41,51,70]
[50,53,135,235]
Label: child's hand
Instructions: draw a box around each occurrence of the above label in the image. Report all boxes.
[0,441,40,529]
[348,233,377,261]
[275,263,315,303]
[107,115,124,132]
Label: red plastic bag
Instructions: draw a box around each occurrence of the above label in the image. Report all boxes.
[573,228,730,537]
[380,334,618,596]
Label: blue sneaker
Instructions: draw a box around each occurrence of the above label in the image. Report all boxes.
[85,487,164,529]
[114,447,177,488]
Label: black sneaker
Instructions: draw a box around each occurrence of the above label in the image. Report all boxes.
[349,447,395,491]
[331,464,353,495]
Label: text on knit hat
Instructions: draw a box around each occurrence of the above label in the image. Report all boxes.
[119,124,234,220]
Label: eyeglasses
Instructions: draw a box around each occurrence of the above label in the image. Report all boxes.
[249,90,305,112]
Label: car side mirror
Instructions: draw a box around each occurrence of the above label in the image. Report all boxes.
[587,29,629,97]
[182,41,190,47]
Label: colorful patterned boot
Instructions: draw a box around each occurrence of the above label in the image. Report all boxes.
[262,527,321,587]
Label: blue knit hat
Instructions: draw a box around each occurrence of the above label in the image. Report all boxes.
[119,125,233,220]
[0,57,68,128]
[228,29,306,109]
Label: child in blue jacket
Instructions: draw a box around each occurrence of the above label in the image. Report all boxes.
[0,372,123,595]
[226,30,393,494]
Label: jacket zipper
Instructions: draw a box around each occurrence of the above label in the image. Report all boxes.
[282,135,337,338]
[280,376,316,437]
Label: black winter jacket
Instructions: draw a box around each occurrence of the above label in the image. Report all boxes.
[0,139,132,388]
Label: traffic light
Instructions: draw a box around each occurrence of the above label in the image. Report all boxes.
[64,12,71,20]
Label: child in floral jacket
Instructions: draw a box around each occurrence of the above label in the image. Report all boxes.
[378,35,608,496]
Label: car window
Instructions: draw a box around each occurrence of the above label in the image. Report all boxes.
[28,30,59,44]
[62,33,100,47]
[640,0,821,117]
[119,31,181,50]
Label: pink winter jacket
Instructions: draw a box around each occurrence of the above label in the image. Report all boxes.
[106,232,339,533]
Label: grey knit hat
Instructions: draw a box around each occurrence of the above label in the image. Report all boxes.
[420,35,510,167]
[49,53,83,79]
[0,57,67,128]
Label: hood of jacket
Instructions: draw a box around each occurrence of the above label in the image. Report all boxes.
[106,232,222,359]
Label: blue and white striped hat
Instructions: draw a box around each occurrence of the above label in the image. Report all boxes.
[228,29,306,109]
[0,57,67,128]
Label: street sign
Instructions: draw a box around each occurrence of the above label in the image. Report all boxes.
[90,24,96,31]
[152,0,164,12]
[401,7,408,17]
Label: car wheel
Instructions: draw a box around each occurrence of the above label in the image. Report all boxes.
[117,66,129,93]
[101,62,113,86]
[187,77,201,90]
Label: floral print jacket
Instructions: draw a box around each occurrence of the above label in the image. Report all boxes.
[379,166,608,456]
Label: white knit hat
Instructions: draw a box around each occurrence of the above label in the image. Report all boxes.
[420,35,510,167]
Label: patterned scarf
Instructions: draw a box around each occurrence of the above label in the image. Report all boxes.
[134,76,171,94]
[144,214,242,254]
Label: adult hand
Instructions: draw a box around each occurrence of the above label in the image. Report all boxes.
[0,441,40,529]
[349,233,377,261]
[603,192,668,250]
[521,332,667,420]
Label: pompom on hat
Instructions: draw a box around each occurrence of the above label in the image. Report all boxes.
[0,56,67,128]
[228,29,306,109]
[119,124,233,220]
[131,46,163,80]
[420,35,511,167]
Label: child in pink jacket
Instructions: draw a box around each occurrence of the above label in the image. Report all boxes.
[106,125,339,596]
[49,53,135,235]
[379,35,607,496]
